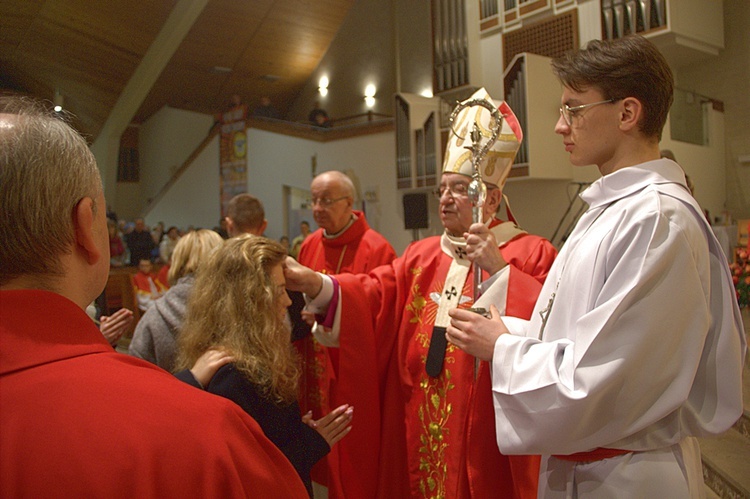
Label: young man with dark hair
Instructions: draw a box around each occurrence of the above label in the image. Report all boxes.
[446,35,746,497]
[225,193,267,237]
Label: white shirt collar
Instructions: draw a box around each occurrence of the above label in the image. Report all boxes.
[581,159,689,209]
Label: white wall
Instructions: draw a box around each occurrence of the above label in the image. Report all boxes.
[139,105,727,253]
[141,123,420,254]
[143,137,221,231]
[479,31,504,98]
[661,107,727,222]
[139,106,214,206]
[245,129,418,254]
[676,0,749,219]
[121,105,215,225]
[134,0,742,252]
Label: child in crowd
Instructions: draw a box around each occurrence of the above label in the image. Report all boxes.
[131,258,167,312]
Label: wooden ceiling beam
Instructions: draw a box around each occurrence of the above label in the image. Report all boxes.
[92,0,209,208]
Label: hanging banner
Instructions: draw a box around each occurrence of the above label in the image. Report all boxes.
[218,102,248,217]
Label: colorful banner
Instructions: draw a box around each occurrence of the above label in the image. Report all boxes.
[219,103,248,217]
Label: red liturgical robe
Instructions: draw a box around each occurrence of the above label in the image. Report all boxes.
[295,211,396,496]
[0,289,308,498]
[329,223,556,498]
[132,270,167,311]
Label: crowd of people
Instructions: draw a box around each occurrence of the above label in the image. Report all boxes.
[222,93,332,128]
[1,35,746,499]
[106,216,226,268]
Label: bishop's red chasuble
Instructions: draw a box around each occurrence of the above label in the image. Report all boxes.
[295,211,396,496]
[330,221,556,498]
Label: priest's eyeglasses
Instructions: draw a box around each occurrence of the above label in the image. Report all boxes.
[433,182,470,199]
[559,98,622,126]
[308,196,348,207]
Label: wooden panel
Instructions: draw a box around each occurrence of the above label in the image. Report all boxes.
[519,0,549,16]
[1,1,174,139]
[737,220,750,248]
[481,17,500,31]
[0,0,355,141]
[105,268,139,337]
[503,10,578,70]
[0,0,44,53]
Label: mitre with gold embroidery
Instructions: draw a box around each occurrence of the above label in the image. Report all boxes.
[442,88,523,188]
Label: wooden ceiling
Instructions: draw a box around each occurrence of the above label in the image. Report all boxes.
[0,0,355,142]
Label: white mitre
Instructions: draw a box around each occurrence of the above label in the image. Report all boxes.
[442,88,523,188]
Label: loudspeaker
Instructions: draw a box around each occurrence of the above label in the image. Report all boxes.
[403,192,429,230]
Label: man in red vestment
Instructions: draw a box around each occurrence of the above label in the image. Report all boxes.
[0,96,307,498]
[285,89,557,498]
[294,170,397,495]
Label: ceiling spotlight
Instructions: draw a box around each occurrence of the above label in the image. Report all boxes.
[53,89,64,113]
[364,84,376,108]
[318,76,329,97]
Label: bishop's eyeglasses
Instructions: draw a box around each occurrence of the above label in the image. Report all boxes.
[559,98,622,127]
[432,181,497,200]
[433,182,470,199]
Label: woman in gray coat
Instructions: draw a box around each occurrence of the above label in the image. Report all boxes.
[129,229,223,371]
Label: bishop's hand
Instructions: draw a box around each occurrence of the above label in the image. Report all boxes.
[283,256,323,298]
[464,223,507,275]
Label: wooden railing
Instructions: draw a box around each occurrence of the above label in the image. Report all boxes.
[247,112,393,141]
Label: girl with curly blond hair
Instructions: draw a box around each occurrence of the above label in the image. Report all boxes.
[175,235,352,496]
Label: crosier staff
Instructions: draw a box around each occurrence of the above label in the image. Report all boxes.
[425,90,519,380]
[448,98,503,304]
[447,98,503,377]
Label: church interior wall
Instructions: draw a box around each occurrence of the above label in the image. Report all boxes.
[134,0,747,253]
[142,133,221,232]
[138,112,419,254]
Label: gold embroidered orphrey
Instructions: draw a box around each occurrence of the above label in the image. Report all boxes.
[408,265,465,498]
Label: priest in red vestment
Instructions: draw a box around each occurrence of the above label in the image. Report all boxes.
[294,170,397,495]
[0,96,308,498]
[285,89,557,498]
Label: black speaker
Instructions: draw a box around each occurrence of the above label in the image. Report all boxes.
[403,192,429,229]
